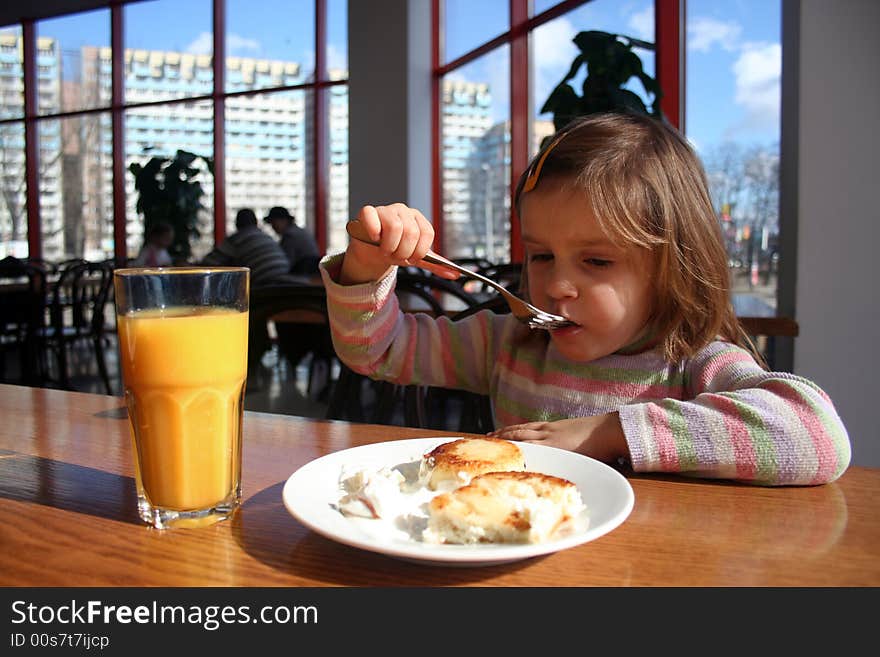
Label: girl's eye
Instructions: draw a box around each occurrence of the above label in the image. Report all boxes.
[528,253,553,263]
[585,258,612,268]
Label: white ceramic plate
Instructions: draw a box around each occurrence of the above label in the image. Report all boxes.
[282,437,634,566]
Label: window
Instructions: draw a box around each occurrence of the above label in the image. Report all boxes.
[436,0,658,261]
[0,0,348,263]
[687,0,781,315]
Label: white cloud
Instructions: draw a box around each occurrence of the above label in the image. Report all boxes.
[185,32,212,55]
[185,32,262,56]
[730,42,781,133]
[628,6,654,41]
[688,17,741,52]
[327,43,346,72]
[228,34,261,55]
[533,16,578,114]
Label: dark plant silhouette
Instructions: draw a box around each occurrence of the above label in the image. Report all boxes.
[129,149,213,262]
[541,30,663,137]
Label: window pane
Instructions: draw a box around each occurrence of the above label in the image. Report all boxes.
[225,89,306,238]
[327,0,348,81]
[125,0,213,103]
[0,120,26,257]
[226,0,313,94]
[37,9,111,115]
[533,0,656,150]
[444,0,508,64]
[326,83,349,253]
[39,114,114,262]
[125,100,215,261]
[0,28,24,120]
[687,0,781,315]
[441,48,507,261]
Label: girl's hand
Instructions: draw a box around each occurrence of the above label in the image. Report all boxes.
[488,412,630,464]
[341,203,458,284]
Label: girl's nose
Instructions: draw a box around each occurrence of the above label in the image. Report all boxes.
[545,268,578,299]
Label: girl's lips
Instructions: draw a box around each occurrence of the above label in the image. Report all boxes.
[550,322,582,337]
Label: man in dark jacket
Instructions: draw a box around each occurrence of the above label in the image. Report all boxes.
[264,206,321,275]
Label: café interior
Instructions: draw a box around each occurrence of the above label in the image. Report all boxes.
[0,0,876,468]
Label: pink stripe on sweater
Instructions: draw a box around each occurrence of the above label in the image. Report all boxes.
[694,348,755,390]
[764,380,838,484]
[437,320,457,386]
[499,349,684,399]
[646,403,680,470]
[708,394,758,480]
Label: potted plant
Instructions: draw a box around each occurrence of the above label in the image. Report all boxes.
[129,149,214,262]
[540,30,663,138]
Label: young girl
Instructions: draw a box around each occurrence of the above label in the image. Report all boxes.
[320,112,850,486]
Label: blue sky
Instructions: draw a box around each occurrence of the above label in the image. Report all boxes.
[16,0,780,156]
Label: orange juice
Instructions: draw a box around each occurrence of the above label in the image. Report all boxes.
[117,306,248,515]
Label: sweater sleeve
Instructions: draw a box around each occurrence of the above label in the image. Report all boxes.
[319,254,496,394]
[617,341,851,485]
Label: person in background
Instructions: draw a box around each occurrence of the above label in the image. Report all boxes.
[264,206,321,275]
[202,208,293,386]
[132,221,174,267]
[320,112,851,486]
[201,208,290,286]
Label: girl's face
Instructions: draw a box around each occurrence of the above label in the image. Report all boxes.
[520,184,655,362]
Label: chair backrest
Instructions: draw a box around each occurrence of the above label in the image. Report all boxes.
[0,257,47,338]
[395,270,479,316]
[49,260,114,337]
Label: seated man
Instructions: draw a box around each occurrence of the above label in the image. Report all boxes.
[264,206,321,275]
[202,209,293,382]
[201,208,291,286]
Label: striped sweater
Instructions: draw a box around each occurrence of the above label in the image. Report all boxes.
[321,255,851,486]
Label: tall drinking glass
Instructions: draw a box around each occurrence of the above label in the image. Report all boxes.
[114,267,249,529]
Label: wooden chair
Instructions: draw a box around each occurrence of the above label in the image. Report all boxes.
[42,260,115,395]
[248,283,337,400]
[738,315,799,371]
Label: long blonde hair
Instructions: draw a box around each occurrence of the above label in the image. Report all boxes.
[515,112,761,365]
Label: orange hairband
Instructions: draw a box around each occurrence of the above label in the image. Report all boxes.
[522,131,566,193]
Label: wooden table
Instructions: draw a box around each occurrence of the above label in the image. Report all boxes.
[0,383,877,587]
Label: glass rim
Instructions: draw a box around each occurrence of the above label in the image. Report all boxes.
[114,266,249,277]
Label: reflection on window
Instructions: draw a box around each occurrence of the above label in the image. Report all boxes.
[37,9,111,116]
[0,120,26,257]
[444,0,509,64]
[39,115,114,261]
[125,0,213,103]
[441,47,509,261]
[225,89,306,236]
[226,0,313,94]
[125,102,215,261]
[687,0,781,315]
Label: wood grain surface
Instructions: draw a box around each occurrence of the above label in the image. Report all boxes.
[0,383,877,586]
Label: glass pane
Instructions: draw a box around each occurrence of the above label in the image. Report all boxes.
[226,0,313,94]
[0,27,24,120]
[125,0,213,103]
[125,100,215,262]
[444,0,508,64]
[37,8,111,115]
[327,0,348,81]
[326,83,349,254]
[225,89,306,239]
[0,120,26,257]
[441,47,508,262]
[687,0,781,315]
[39,114,114,263]
[533,0,657,153]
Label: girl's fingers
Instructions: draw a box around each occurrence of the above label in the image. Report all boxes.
[488,422,549,442]
[377,205,404,256]
[356,205,382,242]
